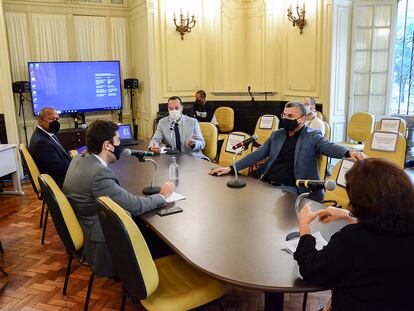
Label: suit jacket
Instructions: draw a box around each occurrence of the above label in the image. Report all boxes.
[29,127,71,188]
[63,153,166,277]
[234,126,349,200]
[149,115,206,158]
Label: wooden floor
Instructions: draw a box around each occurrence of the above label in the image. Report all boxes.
[0,181,330,311]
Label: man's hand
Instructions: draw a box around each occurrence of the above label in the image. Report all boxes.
[160,181,175,198]
[186,135,196,148]
[349,150,367,161]
[318,206,357,224]
[209,167,231,176]
[151,145,161,154]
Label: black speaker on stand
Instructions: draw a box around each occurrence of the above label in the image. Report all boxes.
[124,78,139,140]
[12,81,31,145]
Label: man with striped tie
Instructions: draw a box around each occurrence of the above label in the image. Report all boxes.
[29,107,71,188]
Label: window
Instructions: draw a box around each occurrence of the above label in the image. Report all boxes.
[391,0,414,115]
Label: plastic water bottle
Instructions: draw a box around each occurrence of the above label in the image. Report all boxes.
[169,156,179,186]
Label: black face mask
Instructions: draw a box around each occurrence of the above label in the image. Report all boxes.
[280,118,300,132]
[110,142,123,161]
[195,99,202,105]
[48,120,60,134]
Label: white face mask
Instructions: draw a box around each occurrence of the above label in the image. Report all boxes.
[304,106,312,115]
[169,109,182,121]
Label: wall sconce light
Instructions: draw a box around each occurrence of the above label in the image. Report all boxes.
[287,3,306,34]
[173,10,196,40]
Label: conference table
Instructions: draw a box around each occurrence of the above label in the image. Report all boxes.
[110,149,343,311]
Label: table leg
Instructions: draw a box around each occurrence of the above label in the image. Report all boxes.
[0,172,24,195]
[264,292,284,311]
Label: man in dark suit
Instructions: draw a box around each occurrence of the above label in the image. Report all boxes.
[29,107,71,188]
[63,120,174,277]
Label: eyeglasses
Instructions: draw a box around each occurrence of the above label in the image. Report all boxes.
[280,113,303,120]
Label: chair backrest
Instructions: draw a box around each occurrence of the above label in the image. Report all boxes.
[316,110,324,121]
[96,196,159,299]
[218,132,252,176]
[254,115,279,146]
[19,144,42,198]
[317,122,331,180]
[38,174,83,256]
[199,122,218,161]
[323,160,350,209]
[347,112,374,143]
[69,150,78,158]
[363,131,406,168]
[323,121,331,140]
[214,107,234,133]
[375,118,407,138]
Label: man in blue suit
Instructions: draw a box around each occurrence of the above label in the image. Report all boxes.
[209,102,366,201]
[29,107,71,188]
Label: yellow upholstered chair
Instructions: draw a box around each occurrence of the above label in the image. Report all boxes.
[218,132,252,176]
[338,112,374,151]
[215,107,234,141]
[38,174,84,296]
[254,115,279,146]
[362,131,406,168]
[375,118,407,138]
[199,122,218,161]
[316,110,324,121]
[19,144,49,244]
[318,122,331,180]
[96,196,225,311]
[323,160,350,209]
[69,150,78,158]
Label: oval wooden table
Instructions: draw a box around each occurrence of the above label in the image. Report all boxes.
[111,151,339,310]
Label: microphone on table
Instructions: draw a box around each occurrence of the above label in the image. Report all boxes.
[123,148,154,162]
[285,179,337,241]
[123,148,160,195]
[248,86,255,102]
[231,134,259,150]
[295,179,337,191]
[227,135,259,189]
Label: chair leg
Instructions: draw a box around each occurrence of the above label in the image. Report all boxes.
[84,273,95,311]
[120,287,127,311]
[302,292,308,311]
[41,208,49,245]
[63,256,73,296]
[0,268,7,276]
[39,199,46,228]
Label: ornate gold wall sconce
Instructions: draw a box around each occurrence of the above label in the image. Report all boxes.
[287,2,306,34]
[173,11,196,40]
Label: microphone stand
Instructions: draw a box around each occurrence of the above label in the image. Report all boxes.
[227,147,247,188]
[142,158,161,195]
[285,192,311,241]
[166,121,180,155]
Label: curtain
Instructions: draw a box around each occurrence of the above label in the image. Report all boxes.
[32,14,69,61]
[74,15,107,60]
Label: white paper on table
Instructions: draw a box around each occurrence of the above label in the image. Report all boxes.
[165,191,187,203]
[160,146,169,154]
[281,231,328,255]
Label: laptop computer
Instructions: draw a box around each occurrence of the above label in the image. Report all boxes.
[118,124,142,146]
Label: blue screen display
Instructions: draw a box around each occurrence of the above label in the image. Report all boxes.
[28,61,122,115]
[118,124,132,140]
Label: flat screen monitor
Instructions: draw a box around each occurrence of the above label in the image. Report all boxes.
[28,61,123,115]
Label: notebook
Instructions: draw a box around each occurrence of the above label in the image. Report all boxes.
[118,124,141,146]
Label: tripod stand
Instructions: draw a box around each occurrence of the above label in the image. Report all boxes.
[128,89,138,140]
[17,92,29,145]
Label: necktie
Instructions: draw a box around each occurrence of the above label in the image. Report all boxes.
[174,123,181,151]
[52,135,69,156]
